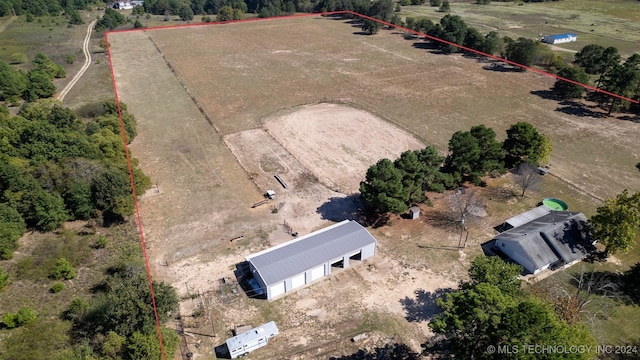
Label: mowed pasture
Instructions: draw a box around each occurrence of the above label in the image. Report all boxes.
[401,0,640,56]
[107,16,640,358]
[144,16,640,200]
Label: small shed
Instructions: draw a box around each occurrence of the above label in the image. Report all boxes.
[266,189,275,199]
[409,206,420,220]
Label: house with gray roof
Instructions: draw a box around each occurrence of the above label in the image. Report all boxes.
[493,212,595,274]
[246,220,376,300]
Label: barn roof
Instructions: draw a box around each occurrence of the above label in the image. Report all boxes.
[545,33,577,40]
[246,220,376,285]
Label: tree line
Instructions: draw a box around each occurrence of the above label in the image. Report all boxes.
[0,53,66,105]
[0,100,150,260]
[553,45,640,115]
[0,0,93,17]
[360,122,551,216]
[60,262,180,359]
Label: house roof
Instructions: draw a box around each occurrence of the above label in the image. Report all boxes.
[494,212,594,273]
[539,213,594,263]
[504,204,552,229]
[496,232,559,273]
[246,220,376,285]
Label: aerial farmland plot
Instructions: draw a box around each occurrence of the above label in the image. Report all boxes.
[107,15,640,358]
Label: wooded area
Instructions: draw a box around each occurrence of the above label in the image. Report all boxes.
[0,99,150,260]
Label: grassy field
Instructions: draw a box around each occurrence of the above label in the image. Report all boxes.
[400,0,640,56]
[106,14,640,358]
[146,16,640,199]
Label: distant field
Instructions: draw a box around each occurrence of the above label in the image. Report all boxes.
[401,0,640,56]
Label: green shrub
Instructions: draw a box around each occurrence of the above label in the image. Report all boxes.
[2,307,36,328]
[65,55,75,64]
[94,235,108,249]
[50,258,76,280]
[50,282,64,293]
[9,53,28,64]
[0,268,9,290]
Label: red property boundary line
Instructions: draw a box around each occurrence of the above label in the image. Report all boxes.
[105,39,168,359]
[103,10,638,359]
[348,11,638,104]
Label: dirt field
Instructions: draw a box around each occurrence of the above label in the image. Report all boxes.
[264,103,424,194]
[107,16,639,359]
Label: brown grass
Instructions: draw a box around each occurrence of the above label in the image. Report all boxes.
[146,17,640,201]
[106,16,640,359]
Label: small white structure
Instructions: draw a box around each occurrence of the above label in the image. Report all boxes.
[226,321,278,359]
[112,1,143,10]
[542,33,577,45]
[409,206,420,220]
[266,189,276,199]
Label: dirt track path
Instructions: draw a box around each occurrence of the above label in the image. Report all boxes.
[57,19,97,102]
[549,44,578,53]
[0,15,16,33]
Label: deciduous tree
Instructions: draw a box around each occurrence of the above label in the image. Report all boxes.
[464,255,523,295]
[442,188,484,229]
[590,190,640,256]
[32,53,66,78]
[361,18,380,35]
[429,282,516,358]
[217,5,235,21]
[515,162,542,197]
[439,0,450,12]
[427,257,597,359]
[432,14,466,53]
[23,70,56,101]
[178,5,194,21]
[0,203,26,259]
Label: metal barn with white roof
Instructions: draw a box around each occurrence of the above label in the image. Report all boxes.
[542,33,577,44]
[246,220,377,300]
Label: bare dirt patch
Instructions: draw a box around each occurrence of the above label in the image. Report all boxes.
[265,103,424,194]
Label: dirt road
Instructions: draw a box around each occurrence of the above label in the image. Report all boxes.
[57,19,97,102]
